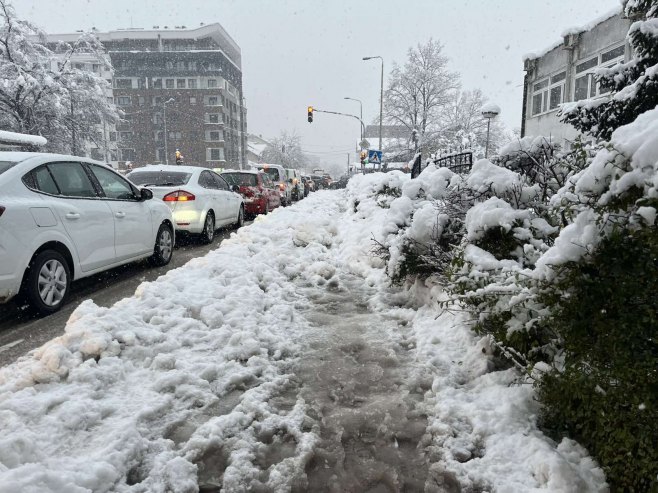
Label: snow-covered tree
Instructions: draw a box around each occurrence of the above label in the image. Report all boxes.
[560,0,658,140]
[437,89,508,158]
[383,39,459,154]
[0,0,119,154]
[261,130,309,170]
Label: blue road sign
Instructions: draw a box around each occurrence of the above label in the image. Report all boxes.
[368,149,382,164]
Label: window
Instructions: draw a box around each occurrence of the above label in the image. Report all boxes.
[119,131,133,140]
[115,78,132,89]
[576,57,598,74]
[207,79,218,88]
[92,63,101,73]
[205,96,219,106]
[601,45,625,64]
[47,162,98,198]
[188,79,197,89]
[120,149,135,161]
[199,171,219,189]
[30,166,60,195]
[138,78,146,89]
[207,113,220,124]
[177,79,186,89]
[152,78,162,89]
[214,173,229,190]
[138,96,145,106]
[169,131,182,140]
[129,170,192,186]
[109,132,117,142]
[188,61,197,70]
[152,96,163,106]
[165,61,174,70]
[165,79,174,89]
[206,130,221,141]
[156,149,166,162]
[154,131,163,141]
[531,70,565,116]
[176,61,185,70]
[207,148,225,161]
[116,96,131,106]
[89,165,136,200]
[153,113,163,125]
[190,96,197,105]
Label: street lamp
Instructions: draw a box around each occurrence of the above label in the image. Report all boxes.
[362,56,384,156]
[163,98,175,164]
[481,103,501,159]
[344,97,363,142]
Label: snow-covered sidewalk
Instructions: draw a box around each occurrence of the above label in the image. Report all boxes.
[0,186,606,492]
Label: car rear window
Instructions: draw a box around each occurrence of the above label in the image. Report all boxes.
[223,172,258,187]
[0,161,17,175]
[127,170,192,186]
[259,168,280,181]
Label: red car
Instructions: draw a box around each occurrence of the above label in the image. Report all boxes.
[221,170,281,216]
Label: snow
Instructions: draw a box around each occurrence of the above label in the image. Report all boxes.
[0,173,609,491]
[0,130,47,147]
[480,102,501,115]
[466,158,522,196]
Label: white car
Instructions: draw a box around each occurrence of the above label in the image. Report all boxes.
[127,165,244,243]
[0,152,175,314]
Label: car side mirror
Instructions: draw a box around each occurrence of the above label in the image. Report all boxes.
[232,184,240,193]
[140,188,153,201]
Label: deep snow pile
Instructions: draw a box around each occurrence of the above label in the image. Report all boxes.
[0,182,608,491]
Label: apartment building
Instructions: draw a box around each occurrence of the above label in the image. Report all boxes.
[46,23,247,169]
[521,7,632,147]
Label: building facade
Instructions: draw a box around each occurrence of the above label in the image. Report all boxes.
[46,23,247,170]
[522,8,632,147]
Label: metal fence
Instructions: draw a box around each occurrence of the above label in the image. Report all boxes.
[411,151,474,179]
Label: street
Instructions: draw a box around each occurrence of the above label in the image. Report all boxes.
[0,225,249,367]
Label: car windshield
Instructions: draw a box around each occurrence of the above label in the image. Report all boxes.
[222,172,257,187]
[127,170,192,186]
[0,161,17,175]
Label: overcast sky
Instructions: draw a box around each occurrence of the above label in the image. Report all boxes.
[17,0,619,168]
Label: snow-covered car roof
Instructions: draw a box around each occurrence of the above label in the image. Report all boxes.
[0,151,113,167]
[130,164,206,174]
[221,169,259,175]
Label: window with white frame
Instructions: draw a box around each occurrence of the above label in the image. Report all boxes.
[531,69,566,117]
[206,113,221,124]
[574,44,625,101]
[116,96,131,106]
[207,148,225,161]
[206,130,222,141]
[120,148,135,161]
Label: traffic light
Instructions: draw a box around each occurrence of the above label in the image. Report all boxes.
[307,106,313,123]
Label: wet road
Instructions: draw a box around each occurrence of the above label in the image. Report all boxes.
[0,224,249,367]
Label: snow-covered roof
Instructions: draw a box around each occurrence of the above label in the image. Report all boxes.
[523,5,623,62]
[0,131,47,147]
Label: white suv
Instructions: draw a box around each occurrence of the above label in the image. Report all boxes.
[0,152,174,314]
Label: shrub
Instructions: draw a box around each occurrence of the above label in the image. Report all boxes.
[536,227,658,491]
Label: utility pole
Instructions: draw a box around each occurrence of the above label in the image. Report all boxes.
[347,153,350,176]
[362,56,384,154]
[163,98,174,164]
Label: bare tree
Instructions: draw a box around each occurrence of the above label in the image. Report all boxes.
[0,0,119,154]
[261,130,309,170]
[384,38,460,155]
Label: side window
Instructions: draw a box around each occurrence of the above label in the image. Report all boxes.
[199,171,218,189]
[214,174,229,191]
[29,166,60,195]
[88,164,137,200]
[47,162,98,198]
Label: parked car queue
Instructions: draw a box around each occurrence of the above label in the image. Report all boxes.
[0,154,248,315]
[0,153,327,315]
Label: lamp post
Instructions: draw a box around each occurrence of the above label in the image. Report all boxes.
[481,103,501,159]
[163,98,175,164]
[344,97,363,142]
[362,56,384,156]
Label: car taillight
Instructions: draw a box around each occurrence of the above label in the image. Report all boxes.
[163,190,195,202]
[0,206,5,217]
[279,183,285,191]
[241,186,254,197]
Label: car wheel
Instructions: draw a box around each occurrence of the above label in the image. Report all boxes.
[149,223,174,266]
[25,250,71,315]
[235,205,245,228]
[200,212,215,244]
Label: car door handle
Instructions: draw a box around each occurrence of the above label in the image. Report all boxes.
[115,212,126,218]
[65,212,80,220]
